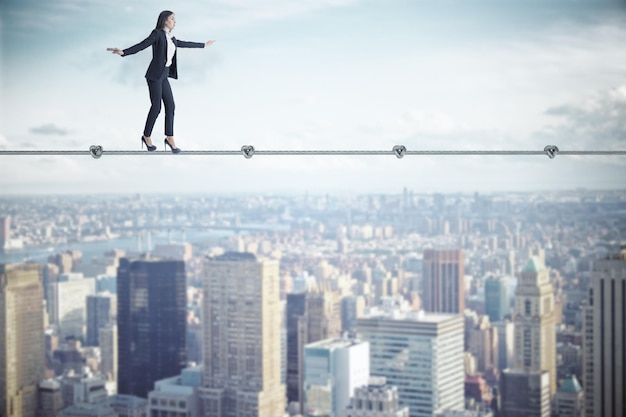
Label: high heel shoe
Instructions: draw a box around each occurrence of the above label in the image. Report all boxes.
[164,138,181,154]
[141,136,157,151]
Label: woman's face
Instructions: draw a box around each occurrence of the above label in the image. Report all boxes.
[164,14,176,31]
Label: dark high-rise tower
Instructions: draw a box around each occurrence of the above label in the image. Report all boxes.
[286,292,306,404]
[422,249,465,314]
[117,258,186,398]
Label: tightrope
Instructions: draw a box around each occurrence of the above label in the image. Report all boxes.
[0,145,625,159]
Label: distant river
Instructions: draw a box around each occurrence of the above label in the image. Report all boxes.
[0,229,239,265]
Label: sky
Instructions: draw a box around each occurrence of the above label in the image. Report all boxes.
[1,0,626,195]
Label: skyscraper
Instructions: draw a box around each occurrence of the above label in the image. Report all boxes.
[585,247,626,417]
[302,338,370,417]
[86,293,114,346]
[492,320,514,372]
[1,263,45,417]
[467,315,498,374]
[501,256,556,417]
[48,273,95,340]
[422,249,465,314]
[99,324,118,383]
[484,275,509,322]
[512,256,556,396]
[287,292,307,405]
[200,252,285,417]
[117,258,187,398]
[286,287,342,410]
[357,309,464,417]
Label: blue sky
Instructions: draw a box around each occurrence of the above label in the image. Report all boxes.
[1,0,626,194]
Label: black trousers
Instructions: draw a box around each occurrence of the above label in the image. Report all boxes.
[144,66,175,137]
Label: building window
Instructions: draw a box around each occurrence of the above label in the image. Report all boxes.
[525,300,531,316]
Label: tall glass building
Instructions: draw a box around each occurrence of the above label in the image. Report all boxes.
[117,258,187,398]
[484,275,509,322]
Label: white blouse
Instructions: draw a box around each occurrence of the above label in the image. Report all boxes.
[164,30,176,67]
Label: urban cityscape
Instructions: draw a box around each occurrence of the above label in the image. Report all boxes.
[1,189,625,417]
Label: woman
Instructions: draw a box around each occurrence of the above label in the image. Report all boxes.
[108,11,215,153]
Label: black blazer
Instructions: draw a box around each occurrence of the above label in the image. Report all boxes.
[123,29,204,80]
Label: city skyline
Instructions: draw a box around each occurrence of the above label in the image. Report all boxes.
[1,0,626,194]
[0,189,625,416]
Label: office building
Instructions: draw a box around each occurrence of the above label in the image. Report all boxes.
[117,258,187,398]
[341,295,366,333]
[356,309,464,417]
[57,403,117,417]
[152,243,193,262]
[67,375,108,405]
[148,366,203,417]
[467,315,498,374]
[48,273,96,340]
[302,338,369,417]
[513,256,556,396]
[484,276,509,322]
[38,379,65,417]
[585,247,626,417]
[553,375,584,417]
[500,369,550,417]
[582,301,594,417]
[286,287,342,409]
[86,293,115,346]
[344,377,409,417]
[199,252,285,417]
[287,292,307,405]
[99,324,117,383]
[108,394,149,417]
[1,264,45,417]
[422,249,465,314]
[492,320,514,372]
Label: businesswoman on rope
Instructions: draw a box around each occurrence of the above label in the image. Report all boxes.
[108,11,215,153]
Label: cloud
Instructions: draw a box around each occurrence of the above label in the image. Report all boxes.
[541,85,626,149]
[30,124,71,135]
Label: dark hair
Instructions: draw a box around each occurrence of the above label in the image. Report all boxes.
[155,10,174,29]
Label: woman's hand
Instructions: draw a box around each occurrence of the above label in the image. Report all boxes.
[205,40,216,47]
[107,48,124,56]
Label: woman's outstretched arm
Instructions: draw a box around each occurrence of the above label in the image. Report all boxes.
[175,39,216,48]
[107,29,159,57]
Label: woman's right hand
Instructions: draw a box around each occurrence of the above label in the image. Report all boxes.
[107,48,124,56]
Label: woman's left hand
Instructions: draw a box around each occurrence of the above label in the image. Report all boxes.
[205,40,216,47]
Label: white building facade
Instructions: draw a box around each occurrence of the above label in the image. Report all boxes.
[303,338,370,417]
[356,309,464,417]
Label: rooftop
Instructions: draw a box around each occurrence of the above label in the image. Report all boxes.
[522,256,546,273]
[558,375,583,394]
[306,337,366,350]
[364,308,459,323]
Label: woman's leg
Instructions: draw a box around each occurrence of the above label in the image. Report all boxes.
[162,77,175,137]
[143,78,164,138]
